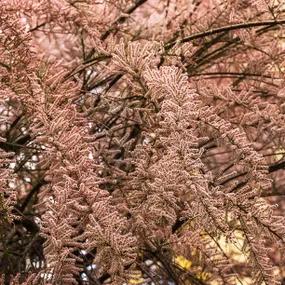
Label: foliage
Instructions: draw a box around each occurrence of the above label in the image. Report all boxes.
[0,0,285,284]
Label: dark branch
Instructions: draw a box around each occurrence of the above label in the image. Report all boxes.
[165,19,285,49]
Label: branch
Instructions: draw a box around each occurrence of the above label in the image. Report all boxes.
[28,22,47,33]
[0,61,11,70]
[188,72,279,79]
[17,178,46,212]
[268,160,285,173]
[165,19,285,49]
[63,54,111,81]
[100,0,148,40]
